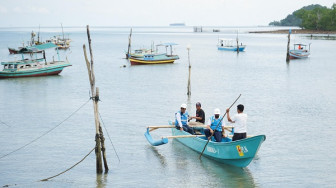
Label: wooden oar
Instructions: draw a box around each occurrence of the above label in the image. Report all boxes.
[199,94,241,159]
[163,135,205,139]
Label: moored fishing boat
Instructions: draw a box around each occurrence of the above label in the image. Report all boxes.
[0,43,71,78]
[8,47,43,54]
[129,43,179,65]
[217,38,246,51]
[289,43,310,59]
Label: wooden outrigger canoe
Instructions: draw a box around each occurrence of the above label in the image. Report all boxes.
[145,123,266,168]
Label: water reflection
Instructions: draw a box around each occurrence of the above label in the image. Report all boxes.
[146,145,167,168]
[96,173,108,188]
[170,140,256,187]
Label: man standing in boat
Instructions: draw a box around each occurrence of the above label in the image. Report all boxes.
[226,104,247,141]
[204,108,225,142]
[175,103,194,134]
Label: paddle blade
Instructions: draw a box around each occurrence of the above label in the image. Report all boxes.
[144,128,168,146]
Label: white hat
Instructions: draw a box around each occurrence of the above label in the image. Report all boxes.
[180,103,187,109]
[214,108,220,114]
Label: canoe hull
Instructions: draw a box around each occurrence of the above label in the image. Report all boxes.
[289,50,310,59]
[171,128,265,167]
[130,58,176,65]
[0,64,71,78]
[218,46,246,52]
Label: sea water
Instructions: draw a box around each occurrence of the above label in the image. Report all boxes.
[0,26,336,187]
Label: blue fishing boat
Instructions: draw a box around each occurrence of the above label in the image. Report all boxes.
[0,43,71,78]
[129,43,179,65]
[217,38,246,51]
[289,43,310,59]
[145,123,265,168]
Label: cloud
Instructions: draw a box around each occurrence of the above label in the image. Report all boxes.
[0,6,7,14]
[12,6,50,14]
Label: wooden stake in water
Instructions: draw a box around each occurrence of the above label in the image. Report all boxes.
[126,28,132,59]
[83,25,108,174]
[236,30,240,53]
[187,45,191,97]
[286,29,291,62]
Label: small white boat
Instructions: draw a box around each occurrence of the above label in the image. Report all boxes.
[217,38,246,51]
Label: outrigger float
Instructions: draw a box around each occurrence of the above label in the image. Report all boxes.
[145,122,265,168]
[0,43,71,78]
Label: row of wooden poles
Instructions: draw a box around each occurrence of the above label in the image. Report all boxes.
[82,26,289,173]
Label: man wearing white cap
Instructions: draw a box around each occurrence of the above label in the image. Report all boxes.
[175,103,194,134]
[204,108,225,142]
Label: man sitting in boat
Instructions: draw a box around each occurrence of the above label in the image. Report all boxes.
[226,104,247,141]
[175,103,194,134]
[189,102,205,124]
[204,108,225,142]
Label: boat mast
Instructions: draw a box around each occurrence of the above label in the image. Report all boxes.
[187,45,191,97]
[38,24,40,44]
[236,30,239,53]
[127,28,132,59]
[61,23,65,41]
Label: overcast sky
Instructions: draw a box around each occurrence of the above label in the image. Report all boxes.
[0,0,335,27]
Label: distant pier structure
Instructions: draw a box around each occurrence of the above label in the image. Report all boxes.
[193,26,220,33]
[193,26,203,32]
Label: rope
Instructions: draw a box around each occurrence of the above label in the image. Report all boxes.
[0,99,90,160]
[98,112,120,163]
[40,147,95,181]
[0,119,11,127]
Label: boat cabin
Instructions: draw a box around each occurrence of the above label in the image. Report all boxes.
[155,43,178,56]
[293,43,309,52]
[218,38,240,47]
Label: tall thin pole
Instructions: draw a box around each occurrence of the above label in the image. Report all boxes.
[286,29,291,62]
[236,30,239,53]
[61,23,65,41]
[187,45,191,97]
[127,28,132,59]
[83,25,108,173]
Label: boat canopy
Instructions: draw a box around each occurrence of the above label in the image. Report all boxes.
[156,43,178,46]
[219,38,235,41]
[25,43,58,52]
[294,43,307,46]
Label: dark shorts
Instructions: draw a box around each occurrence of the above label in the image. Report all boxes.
[232,133,246,141]
[204,129,222,142]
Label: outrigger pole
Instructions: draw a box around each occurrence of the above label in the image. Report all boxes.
[83,25,108,173]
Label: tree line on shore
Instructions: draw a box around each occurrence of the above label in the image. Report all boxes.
[269,4,336,31]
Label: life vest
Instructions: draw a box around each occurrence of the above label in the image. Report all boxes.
[175,111,188,126]
[210,116,222,131]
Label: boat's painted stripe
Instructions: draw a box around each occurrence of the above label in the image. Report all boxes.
[0,64,71,78]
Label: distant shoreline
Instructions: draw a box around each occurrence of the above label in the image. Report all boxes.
[249,29,336,34]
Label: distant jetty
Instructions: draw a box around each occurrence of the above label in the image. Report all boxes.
[170,23,186,26]
[249,29,336,34]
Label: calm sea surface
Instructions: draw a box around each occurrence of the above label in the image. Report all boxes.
[0,26,336,187]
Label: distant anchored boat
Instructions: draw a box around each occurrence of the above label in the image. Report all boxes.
[8,31,44,54]
[0,43,71,78]
[289,43,310,59]
[169,23,186,26]
[217,38,246,51]
[129,43,179,65]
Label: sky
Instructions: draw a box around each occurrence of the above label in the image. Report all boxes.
[0,0,335,27]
